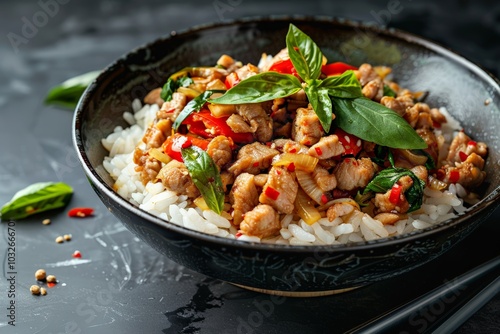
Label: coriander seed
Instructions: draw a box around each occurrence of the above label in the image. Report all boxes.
[63,234,72,241]
[46,275,57,283]
[42,218,51,225]
[35,269,46,281]
[40,288,47,295]
[55,236,64,243]
[30,285,41,295]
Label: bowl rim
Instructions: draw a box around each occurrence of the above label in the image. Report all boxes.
[73,15,500,253]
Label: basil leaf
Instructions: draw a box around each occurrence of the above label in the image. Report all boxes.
[173,90,225,130]
[286,24,323,81]
[305,81,332,133]
[320,70,363,98]
[45,70,100,109]
[181,146,224,214]
[363,167,425,212]
[161,76,194,101]
[332,97,427,149]
[383,84,397,97]
[209,72,302,104]
[1,182,73,220]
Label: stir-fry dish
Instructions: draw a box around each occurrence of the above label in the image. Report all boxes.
[103,24,488,245]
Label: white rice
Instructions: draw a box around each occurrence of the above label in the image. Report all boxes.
[102,99,470,245]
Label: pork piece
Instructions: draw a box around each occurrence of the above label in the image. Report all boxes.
[374,175,413,214]
[228,142,278,176]
[272,139,309,154]
[440,153,486,189]
[133,148,162,184]
[313,166,337,192]
[446,131,488,165]
[226,114,254,133]
[142,119,172,149]
[334,158,376,191]
[411,165,429,185]
[144,87,164,106]
[259,166,298,214]
[380,94,414,116]
[356,64,379,86]
[240,204,280,239]
[157,160,199,198]
[229,173,260,226]
[374,212,407,225]
[327,202,356,221]
[206,135,233,169]
[416,127,439,163]
[235,103,273,142]
[157,92,187,120]
[235,63,260,81]
[308,135,345,159]
[220,171,234,192]
[292,105,324,146]
[362,78,384,101]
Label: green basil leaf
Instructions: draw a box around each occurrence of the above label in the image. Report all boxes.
[363,167,425,212]
[383,84,397,97]
[286,24,323,81]
[209,72,302,104]
[173,90,225,130]
[160,76,194,101]
[305,80,332,133]
[1,182,73,220]
[332,97,427,149]
[181,146,224,214]
[45,70,100,109]
[320,70,363,98]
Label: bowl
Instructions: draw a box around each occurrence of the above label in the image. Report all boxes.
[73,16,500,296]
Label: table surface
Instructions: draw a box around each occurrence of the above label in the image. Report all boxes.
[1,0,499,333]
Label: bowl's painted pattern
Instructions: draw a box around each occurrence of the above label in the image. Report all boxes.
[75,17,500,293]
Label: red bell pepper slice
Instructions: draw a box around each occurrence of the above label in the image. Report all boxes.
[224,72,240,89]
[268,58,300,78]
[163,133,209,162]
[322,62,358,76]
[184,110,254,143]
[335,128,362,156]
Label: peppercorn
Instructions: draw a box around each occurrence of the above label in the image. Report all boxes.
[46,275,57,283]
[35,269,46,281]
[30,285,41,295]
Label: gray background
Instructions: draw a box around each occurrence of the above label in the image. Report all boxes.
[1,0,499,333]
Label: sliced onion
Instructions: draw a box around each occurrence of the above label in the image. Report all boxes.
[397,149,428,166]
[272,153,318,172]
[428,175,448,191]
[294,188,321,225]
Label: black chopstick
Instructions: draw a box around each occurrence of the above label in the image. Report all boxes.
[346,255,500,334]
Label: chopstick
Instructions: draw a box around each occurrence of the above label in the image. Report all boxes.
[346,255,500,334]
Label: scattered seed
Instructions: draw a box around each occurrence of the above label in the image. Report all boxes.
[40,288,47,295]
[55,236,64,244]
[46,275,57,283]
[35,269,46,281]
[63,234,72,241]
[42,218,51,225]
[30,285,41,295]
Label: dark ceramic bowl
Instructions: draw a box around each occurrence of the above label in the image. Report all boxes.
[73,16,500,296]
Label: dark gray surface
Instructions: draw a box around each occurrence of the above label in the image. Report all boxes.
[1,1,499,333]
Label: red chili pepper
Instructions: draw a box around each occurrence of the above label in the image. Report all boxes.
[315,147,323,156]
[321,194,328,204]
[432,121,442,129]
[287,162,296,172]
[264,186,280,200]
[335,128,362,156]
[163,133,209,162]
[47,282,56,288]
[322,62,358,76]
[184,111,254,143]
[389,184,402,205]
[268,58,299,78]
[252,161,260,167]
[72,250,82,258]
[459,151,469,162]
[449,170,460,183]
[68,207,94,218]
[467,140,477,147]
[224,72,240,89]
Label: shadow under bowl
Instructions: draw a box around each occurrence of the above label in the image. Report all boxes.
[73,16,500,295]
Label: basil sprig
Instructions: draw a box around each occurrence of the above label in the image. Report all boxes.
[45,70,100,109]
[211,24,427,150]
[181,146,224,214]
[363,168,426,212]
[1,182,73,220]
[161,76,194,102]
[173,90,225,130]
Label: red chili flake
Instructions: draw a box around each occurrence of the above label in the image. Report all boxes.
[389,184,402,205]
[315,147,323,156]
[459,151,469,162]
[235,232,243,238]
[432,121,442,128]
[276,169,281,175]
[344,158,351,163]
[467,140,477,147]
[252,161,260,167]
[304,140,311,146]
[47,282,56,288]
[287,162,296,172]
[289,147,297,153]
[449,170,460,183]
[264,186,280,200]
[265,142,272,147]
[72,250,82,258]
[68,207,94,218]
[321,194,328,204]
